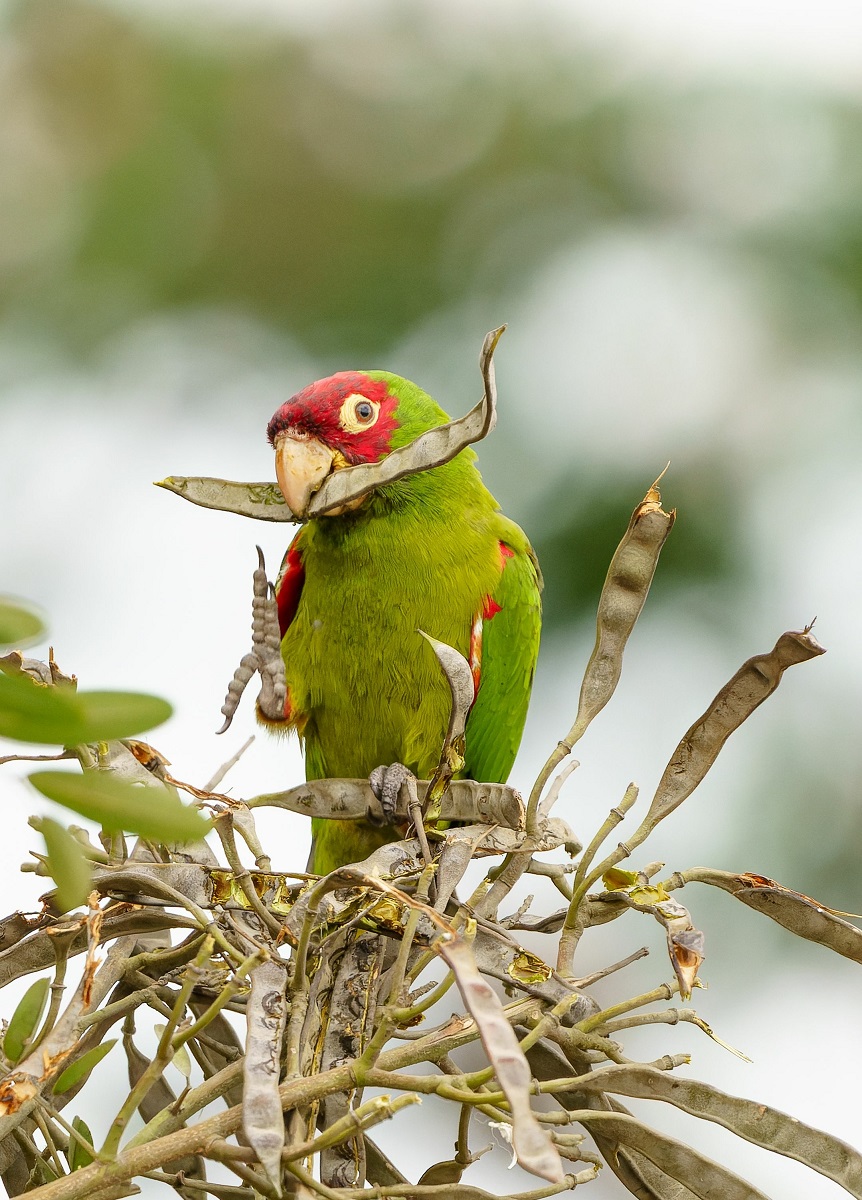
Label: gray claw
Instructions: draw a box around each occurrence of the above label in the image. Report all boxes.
[217,549,287,733]
[369,762,414,824]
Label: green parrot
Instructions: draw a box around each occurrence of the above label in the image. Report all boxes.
[264,370,542,875]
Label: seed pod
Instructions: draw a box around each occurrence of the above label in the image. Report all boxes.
[572,479,675,746]
[647,628,825,825]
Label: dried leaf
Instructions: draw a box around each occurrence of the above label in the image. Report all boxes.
[243,956,288,1193]
[418,1159,465,1185]
[436,932,565,1184]
[578,1064,862,1196]
[681,868,862,963]
[53,1037,117,1094]
[38,817,93,914]
[647,630,825,824]
[3,977,49,1064]
[421,634,473,818]
[29,770,212,843]
[508,950,553,986]
[152,1025,192,1081]
[420,634,474,746]
[602,872,704,1000]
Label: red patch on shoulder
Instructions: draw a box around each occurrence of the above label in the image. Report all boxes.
[276,541,305,639]
[481,542,514,621]
[482,595,502,620]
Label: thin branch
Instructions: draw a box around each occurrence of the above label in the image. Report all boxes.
[204,736,255,792]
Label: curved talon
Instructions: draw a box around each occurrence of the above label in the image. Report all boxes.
[217,548,288,732]
[217,653,258,734]
[369,762,414,824]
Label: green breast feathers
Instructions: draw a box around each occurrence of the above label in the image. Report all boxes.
[265,370,541,872]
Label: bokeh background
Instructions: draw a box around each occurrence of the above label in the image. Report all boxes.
[2,0,862,1195]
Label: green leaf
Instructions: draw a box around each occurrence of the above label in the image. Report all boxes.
[0,673,83,745]
[53,1037,117,1094]
[3,977,50,1063]
[40,817,93,914]
[29,770,212,843]
[172,1041,192,1080]
[73,690,173,743]
[28,1158,59,1186]
[67,1116,95,1171]
[0,672,172,746]
[154,1023,192,1079]
[0,598,46,648]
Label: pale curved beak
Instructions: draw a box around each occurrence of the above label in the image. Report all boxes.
[274,433,336,518]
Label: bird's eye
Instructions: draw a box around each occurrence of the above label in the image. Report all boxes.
[339,394,380,433]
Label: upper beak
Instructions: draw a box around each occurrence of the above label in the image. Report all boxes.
[274,433,336,518]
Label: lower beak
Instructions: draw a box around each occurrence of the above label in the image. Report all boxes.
[274,434,336,518]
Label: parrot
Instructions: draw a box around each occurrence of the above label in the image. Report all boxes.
[262,369,542,875]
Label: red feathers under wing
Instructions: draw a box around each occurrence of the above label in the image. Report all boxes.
[464,536,542,783]
[276,530,306,639]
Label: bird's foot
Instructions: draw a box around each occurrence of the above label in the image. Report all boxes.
[368,762,415,825]
[217,547,287,734]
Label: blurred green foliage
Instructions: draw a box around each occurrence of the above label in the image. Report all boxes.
[2,0,796,626]
[0,599,204,902]
[3,0,861,910]
[33,816,93,913]
[6,1,862,358]
[4,0,623,355]
[0,599,46,648]
[29,769,211,842]
[0,671,172,745]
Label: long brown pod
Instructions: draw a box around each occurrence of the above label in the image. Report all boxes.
[435,934,564,1185]
[527,478,675,828]
[646,628,825,824]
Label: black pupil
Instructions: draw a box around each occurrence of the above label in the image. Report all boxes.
[356,402,373,421]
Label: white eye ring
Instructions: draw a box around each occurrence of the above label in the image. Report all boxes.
[339,394,380,433]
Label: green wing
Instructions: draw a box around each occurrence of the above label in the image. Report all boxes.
[463,519,542,783]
